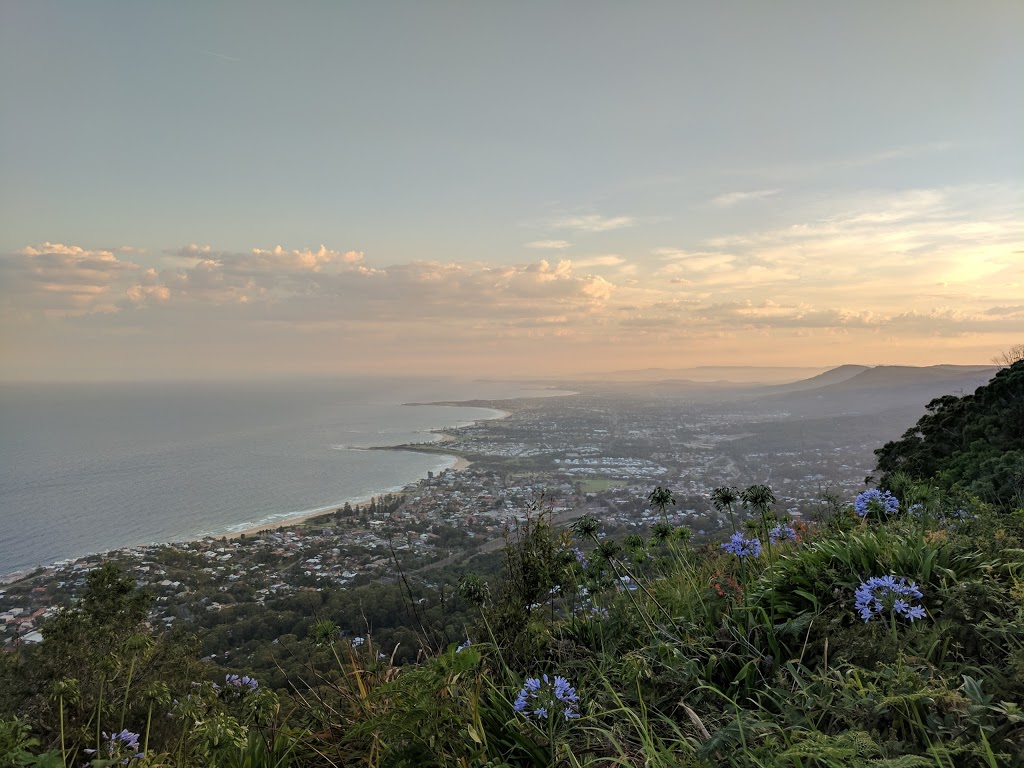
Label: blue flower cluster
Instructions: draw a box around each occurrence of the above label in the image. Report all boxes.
[85,730,144,762]
[721,531,762,559]
[768,523,797,544]
[513,674,581,721]
[561,546,588,568]
[225,674,258,691]
[909,504,976,529]
[854,575,926,623]
[456,639,471,653]
[576,598,608,620]
[854,489,900,518]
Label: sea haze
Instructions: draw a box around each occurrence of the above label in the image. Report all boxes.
[0,377,560,577]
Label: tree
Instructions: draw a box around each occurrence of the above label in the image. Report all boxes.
[874,360,1024,509]
[1,564,205,759]
[992,343,1024,367]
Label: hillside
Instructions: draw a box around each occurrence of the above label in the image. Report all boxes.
[874,359,1024,508]
[755,364,999,419]
[750,363,870,394]
[3,364,1023,767]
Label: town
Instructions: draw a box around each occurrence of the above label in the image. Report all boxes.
[1,384,892,653]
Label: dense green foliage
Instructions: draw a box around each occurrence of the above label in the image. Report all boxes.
[874,359,1024,509]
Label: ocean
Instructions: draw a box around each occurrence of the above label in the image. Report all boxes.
[0,377,563,578]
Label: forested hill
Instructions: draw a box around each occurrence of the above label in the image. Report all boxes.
[874,358,1024,508]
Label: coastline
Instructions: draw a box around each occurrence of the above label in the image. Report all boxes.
[224,451,474,540]
[1,405,496,582]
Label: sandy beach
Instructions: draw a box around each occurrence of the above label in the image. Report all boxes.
[226,450,472,540]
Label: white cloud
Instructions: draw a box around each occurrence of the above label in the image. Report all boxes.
[571,255,626,268]
[526,240,572,250]
[549,214,635,232]
[3,243,140,314]
[701,185,1024,297]
[4,186,1020,377]
[2,244,615,328]
[710,188,782,207]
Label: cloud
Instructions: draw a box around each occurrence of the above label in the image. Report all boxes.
[845,142,955,169]
[526,240,572,250]
[3,243,140,314]
[983,305,1024,316]
[548,214,635,232]
[701,185,1024,295]
[4,183,1020,378]
[693,300,876,329]
[2,244,615,332]
[711,189,782,207]
[737,142,956,181]
[654,249,736,272]
[571,255,626,268]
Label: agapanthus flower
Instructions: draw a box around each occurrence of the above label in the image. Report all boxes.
[570,547,589,568]
[351,636,365,648]
[575,598,608,619]
[720,531,762,559]
[513,674,581,721]
[854,489,900,518]
[224,674,258,691]
[85,730,144,763]
[110,730,141,751]
[456,639,471,653]
[854,575,925,623]
[768,523,797,544]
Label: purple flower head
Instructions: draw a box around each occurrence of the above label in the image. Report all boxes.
[721,531,762,559]
[854,575,925,623]
[854,489,900,518]
[942,508,976,528]
[223,673,258,692]
[579,599,608,619]
[91,730,143,762]
[768,524,797,544]
[560,546,589,568]
[513,674,581,721]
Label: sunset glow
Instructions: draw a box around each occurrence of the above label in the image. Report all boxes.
[1,2,1021,379]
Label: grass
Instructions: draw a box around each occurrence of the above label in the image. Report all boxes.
[578,478,629,493]
[7,485,1024,767]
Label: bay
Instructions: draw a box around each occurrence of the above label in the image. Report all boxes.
[0,377,559,577]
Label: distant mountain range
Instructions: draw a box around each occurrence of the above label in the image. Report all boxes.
[750,364,999,418]
[575,365,830,383]
[540,363,1002,421]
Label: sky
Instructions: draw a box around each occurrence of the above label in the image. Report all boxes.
[1,1,1022,381]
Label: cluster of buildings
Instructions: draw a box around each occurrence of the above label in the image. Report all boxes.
[2,389,879,650]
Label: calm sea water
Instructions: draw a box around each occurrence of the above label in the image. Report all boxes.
[0,377,560,577]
